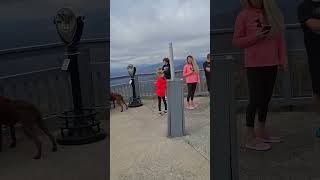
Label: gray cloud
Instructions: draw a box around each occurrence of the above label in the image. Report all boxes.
[0,0,106,21]
[111,0,210,67]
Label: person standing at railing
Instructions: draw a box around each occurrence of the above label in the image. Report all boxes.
[162,58,171,80]
[233,0,288,151]
[155,68,167,115]
[298,0,320,138]
[183,55,200,110]
[162,58,171,101]
[203,53,211,93]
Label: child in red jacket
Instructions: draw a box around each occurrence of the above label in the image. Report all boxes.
[155,68,167,115]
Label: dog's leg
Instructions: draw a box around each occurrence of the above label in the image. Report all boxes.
[116,99,123,112]
[23,127,42,159]
[9,125,16,148]
[37,119,57,152]
[122,98,128,110]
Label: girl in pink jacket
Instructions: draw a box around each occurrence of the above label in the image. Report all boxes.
[183,55,200,109]
[233,0,287,151]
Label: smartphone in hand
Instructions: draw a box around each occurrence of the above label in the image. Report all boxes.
[262,25,271,34]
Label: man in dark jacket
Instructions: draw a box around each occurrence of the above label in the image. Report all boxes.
[298,0,320,137]
[203,53,211,93]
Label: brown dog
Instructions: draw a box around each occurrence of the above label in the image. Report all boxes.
[0,96,57,159]
[110,92,128,112]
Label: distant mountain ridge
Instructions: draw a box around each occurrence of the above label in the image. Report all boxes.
[111,57,206,77]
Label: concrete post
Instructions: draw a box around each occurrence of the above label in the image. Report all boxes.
[167,79,185,137]
[211,55,239,180]
[167,42,185,137]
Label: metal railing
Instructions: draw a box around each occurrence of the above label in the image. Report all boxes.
[111,47,312,106]
[111,69,210,100]
[0,38,109,119]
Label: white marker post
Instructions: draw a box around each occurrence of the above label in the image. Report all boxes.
[167,42,185,137]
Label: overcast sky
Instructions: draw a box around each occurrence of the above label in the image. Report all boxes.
[110,0,210,68]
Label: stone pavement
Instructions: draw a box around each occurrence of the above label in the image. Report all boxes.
[1,97,320,180]
[0,122,108,180]
[110,97,210,180]
[0,135,108,180]
[111,97,320,180]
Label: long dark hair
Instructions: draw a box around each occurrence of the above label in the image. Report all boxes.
[163,58,170,65]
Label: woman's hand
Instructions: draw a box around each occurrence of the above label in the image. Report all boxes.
[256,30,270,40]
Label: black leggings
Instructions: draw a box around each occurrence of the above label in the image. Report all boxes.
[187,83,197,102]
[158,96,167,111]
[246,66,278,127]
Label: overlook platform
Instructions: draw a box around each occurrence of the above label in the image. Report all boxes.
[111,97,320,180]
[0,97,320,180]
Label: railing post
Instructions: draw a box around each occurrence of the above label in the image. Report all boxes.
[211,55,239,180]
[281,63,292,104]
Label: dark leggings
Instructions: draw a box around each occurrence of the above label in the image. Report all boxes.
[187,83,197,102]
[158,96,167,111]
[246,66,278,127]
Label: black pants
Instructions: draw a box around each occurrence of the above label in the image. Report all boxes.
[246,66,278,127]
[206,76,210,92]
[158,96,167,111]
[306,44,320,96]
[187,83,197,102]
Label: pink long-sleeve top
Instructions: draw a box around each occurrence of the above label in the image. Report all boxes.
[183,64,200,84]
[232,7,287,67]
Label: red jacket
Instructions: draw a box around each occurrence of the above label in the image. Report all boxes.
[155,77,167,97]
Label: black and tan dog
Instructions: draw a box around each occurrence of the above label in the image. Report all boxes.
[0,96,57,159]
[110,92,128,112]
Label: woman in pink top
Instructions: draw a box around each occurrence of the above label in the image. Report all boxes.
[183,55,200,109]
[233,0,288,151]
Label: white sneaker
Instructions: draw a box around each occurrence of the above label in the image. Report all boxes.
[163,110,167,114]
[158,111,163,115]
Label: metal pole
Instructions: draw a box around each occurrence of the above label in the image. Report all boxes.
[131,77,136,98]
[67,47,83,114]
[169,42,175,80]
[211,55,239,180]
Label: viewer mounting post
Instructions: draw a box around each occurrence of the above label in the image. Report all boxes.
[54,8,106,145]
[127,64,143,107]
